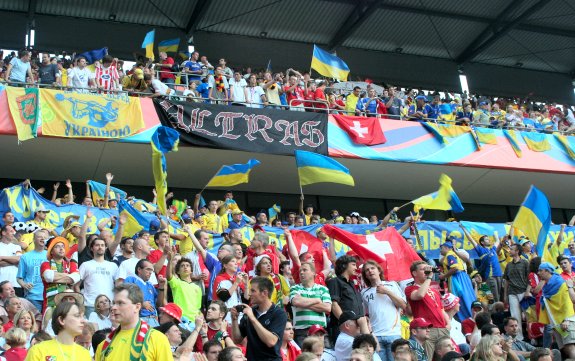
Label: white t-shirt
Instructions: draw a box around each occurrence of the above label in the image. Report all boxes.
[88,311,112,330]
[229,78,247,102]
[79,259,118,307]
[8,57,31,83]
[362,281,406,336]
[450,318,467,345]
[216,278,241,323]
[0,242,21,287]
[151,79,170,96]
[115,257,158,285]
[67,67,94,89]
[335,332,354,361]
[246,86,265,108]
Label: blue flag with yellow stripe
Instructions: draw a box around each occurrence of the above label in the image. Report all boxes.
[151,126,179,215]
[158,38,179,53]
[513,185,551,256]
[295,150,354,186]
[206,159,261,188]
[412,174,464,213]
[311,45,350,81]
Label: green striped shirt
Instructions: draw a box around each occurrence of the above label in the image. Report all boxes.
[289,283,331,329]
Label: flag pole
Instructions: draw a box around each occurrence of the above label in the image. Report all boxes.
[396,201,412,211]
[199,165,224,194]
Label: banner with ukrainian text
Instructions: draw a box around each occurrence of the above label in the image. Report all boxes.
[153,99,328,155]
[41,88,144,138]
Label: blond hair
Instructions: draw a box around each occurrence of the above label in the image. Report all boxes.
[475,335,505,361]
[14,309,37,333]
[5,327,27,347]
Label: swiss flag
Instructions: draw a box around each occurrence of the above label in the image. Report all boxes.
[333,114,386,145]
[282,230,325,273]
[322,225,420,281]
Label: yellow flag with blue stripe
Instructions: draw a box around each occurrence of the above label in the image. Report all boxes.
[311,45,350,81]
[513,185,551,256]
[158,38,179,53]
[295,150,354,186]
[503,129,522,157]
[142,30,155,61]
[521,132,551,152]
[554,133,575,160]
[539,272,575,325]
[475,128,498,145]
[412,174,464,213]
[118,199,144,237]
[206,159,261,188]
[151,126,179,215]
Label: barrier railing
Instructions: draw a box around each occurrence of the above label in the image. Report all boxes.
[1,82,571,135]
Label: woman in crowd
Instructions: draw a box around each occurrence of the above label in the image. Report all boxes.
[212,255,247,321]
[2,327,28,361]
[13,309,36,348]
[88,294,113,330]
[473,335,516,361]
[251,254,290,307]
[280,320,301,361]
[26,302,91,361]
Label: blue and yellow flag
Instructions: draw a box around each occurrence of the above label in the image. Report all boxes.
[539,274,575,325]
[295,150,355,186]
[158,38,179,53]
[269,204,281,222]
[513,185,551,257]
[503,129,522,157]
[522,132,551,152]
[87,181,127,206]
[118,199,144,237]
[422,122,448,144]
[412,174,464,213]
[151,126,179,215]
[554,133,575,160]
[142,30,155,60]
[311,45,350,81]
[76,48,108,64]
[205,159,261,188]
[475,128,498,145]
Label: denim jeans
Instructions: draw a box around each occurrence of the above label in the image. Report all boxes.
[28,298,43,312]
[141,315,159,327]
[376,335,402,361]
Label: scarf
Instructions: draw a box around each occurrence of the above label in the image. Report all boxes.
[46,259,71,307]
[100,320,151,361]
[215,75,225,93]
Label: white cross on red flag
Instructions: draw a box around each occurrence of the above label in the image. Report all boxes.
[332,114,386,145]
[322,224,420,281]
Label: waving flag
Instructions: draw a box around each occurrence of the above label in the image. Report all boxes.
[539,273,575,325]
[288,229,325,273]
[206,159,261,188]
[311,45,350,81]
[142,30,155,60]
[118,199,145,237]
[158,38,179,53]
[513,185,551,257]
[172,199,187,217]
[295,150,354,186]
[76,47,108,64]
[412,174,464,213]
[522,132,551,152]
[87,181,127,205]
[269,204,281,222]
[322,225,420,281]
[151,126,179,215]
[332,114,386,145]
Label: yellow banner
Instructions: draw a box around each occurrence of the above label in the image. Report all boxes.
[40,88,144,138]
[5,87,39,142]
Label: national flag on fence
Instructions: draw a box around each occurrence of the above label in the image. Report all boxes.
[332,114,386,145]
[554,133,575,160]
[151,126,179,215]
[322,225,420,281]
[474,127,497,145]
[205,159,261,188]
[311,45,350,81]
[5,87,39,142]
[513,185,551,257]
[412,174,464,213]
[503,129,522,157]
[522,132,551,152]
[295,150,355,186]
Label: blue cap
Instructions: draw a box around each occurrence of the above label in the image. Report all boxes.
[149,218,161,234]
[539,262,556,273]
[415,95,427,101]
[441,241,454,249]
[281,221,290,226]
[182,214,191,221]
[479,101,488,106]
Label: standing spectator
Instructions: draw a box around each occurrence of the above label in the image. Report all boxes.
[229,71,247,105]
[0,225,22,297]
[183,80,201,102]
[94,284,172,360]
[200,56,214,76]
[408,95,428,121]
[94,55,120,91]
[231,276,288,361]
[503,243,529,341]
[78,238,118,316]
[123,259,167,327]
[245,74,268,108]
[558,255,575,281]
[218,58,234,79]
[281,320,302,361]
[355,88,386,117]
[5,50,33,85]
[261,71,282,108]
[38,53,60,86]
[438,240,475,321]
[144,73,172,98]
[116,237,158,285]
[16,229,49,311]
[284,70,306,111]
[406,261,449,360]
[345,87,361,115]
[183,51,202,84]
[314,81,328,112]
[441,293,468,352]
[209,66,229,102]
[40,237,80,311]
[67,57,94,90]
[212,255,246,322]
[166,249,203,321]
[361,260,407,361]
[290,262,332,346]
[155,52,176,87]
[383,87,403,119]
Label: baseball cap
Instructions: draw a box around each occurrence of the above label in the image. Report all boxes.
[149,218,161,234]
[441,351,465,361]
[471,301,484,310]
[159,303,183,323]
[232,209,243,215]
[133,68,144,79]
[410,318,433,329]
[479,101,488,106]
[308,325,327,336]
[338,311,361,326]
[518,237,531,246]
[440,240,454,249]
[539,262,556,273]
[415,95,427,101]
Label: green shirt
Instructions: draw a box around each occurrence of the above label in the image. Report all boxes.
[168,276,202,319]
[289,283,331,329]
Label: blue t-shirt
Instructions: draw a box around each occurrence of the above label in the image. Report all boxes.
[124,275,157,317]
[9,57,31,83]
[16,250,47,301]
[205,252,222,300]
[197,82,211,102]
[408,105,428,120]
[356,97,378,114]
[475,245,503,278]
[426,103,440,120]
[184,60,202,82]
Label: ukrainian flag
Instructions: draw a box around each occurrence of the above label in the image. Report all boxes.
[118,199,145,237]
[269,204,281,222]
[206,159,261,188]
[311,45,350,81]
[87,181,127,205]
[142,30,155,60]
[539,274,575,325]
[513,185,552,257]
[522,132,551,152]
[151,126,179,215]
[158,38,179,53]
[412,174,464,213]
[475,128,498,145]
[422,122,448,145]
[295,150,355,186]
[503,129,522,157]
[554,134,575,160]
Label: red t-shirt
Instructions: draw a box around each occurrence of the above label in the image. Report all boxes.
[284,85,305,107]
[405,284,447,328]
[314,88,327,109]
[193,323,233,352]
[148,249,167,279]
[160,57,175,80]
[3,347,27,361]
[40,259,79,311]
[461,318,475,336]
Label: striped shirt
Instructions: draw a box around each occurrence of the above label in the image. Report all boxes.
[95,65,119,90]
[289,283,331,329]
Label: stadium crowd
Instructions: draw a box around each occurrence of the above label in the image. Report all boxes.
[0,175,574,361]
[1,49,574,134]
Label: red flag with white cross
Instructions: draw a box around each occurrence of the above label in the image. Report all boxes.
[322,224,420,281]
[332,114,386,145]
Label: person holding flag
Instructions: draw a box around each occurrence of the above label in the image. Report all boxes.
[438,239,475,321]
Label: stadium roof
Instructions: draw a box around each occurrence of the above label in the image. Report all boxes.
[1,0,574,101]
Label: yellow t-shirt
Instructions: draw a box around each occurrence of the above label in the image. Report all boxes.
[26,339,92,361]
[94,328,172,361]
[20,233,35,253]
[201,213,228,234]
[345,93,359,115]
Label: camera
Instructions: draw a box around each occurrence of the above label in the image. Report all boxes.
[234,305,246,313]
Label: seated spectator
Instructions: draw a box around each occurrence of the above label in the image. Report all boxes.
[2,327,28,360]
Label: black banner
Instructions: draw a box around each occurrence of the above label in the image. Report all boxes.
[153,99,328,156]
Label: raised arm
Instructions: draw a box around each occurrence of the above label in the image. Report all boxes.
[51,182,60,202]
[184,225,207,260]
[77,208,92,253]
[85,180,91,201]
[397,216,412,235]
[108,214,125,255]
[298,194,304,216]
[284,229,301,268]
[65,179,74,204]
[459,223,478,247]
[103,172,113,208]
[380,207,399,228]
[557,224,567,246]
